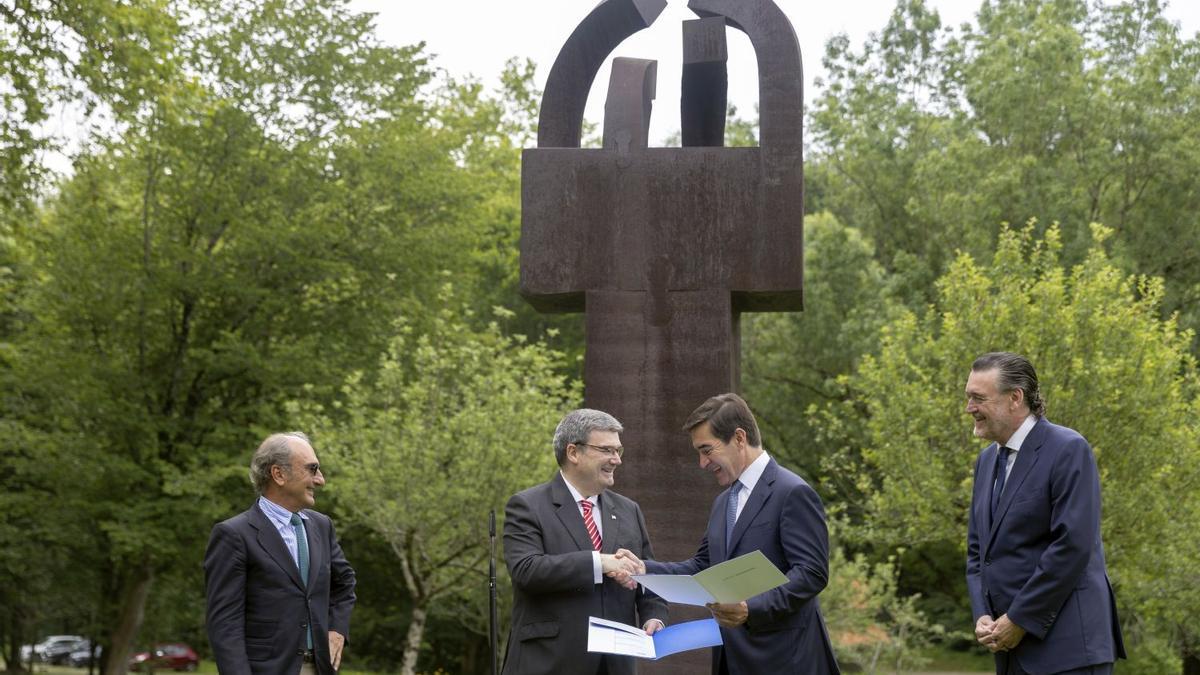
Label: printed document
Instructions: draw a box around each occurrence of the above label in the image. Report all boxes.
[586,616,723,659]
[632,550,789,605]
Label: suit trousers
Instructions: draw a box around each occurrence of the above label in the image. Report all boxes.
[997,653,1114,675]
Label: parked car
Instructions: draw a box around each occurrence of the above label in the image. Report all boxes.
[46,637,90,665]
[68,641,102,668]
[128,642,199,672]
[18,635,86,664]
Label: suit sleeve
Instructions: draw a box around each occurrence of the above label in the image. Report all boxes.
[633,504,669,626]
[745,481,830,630]
[204,521,252,675]
[965,453,988,620]
[326,517,356,637]
[1006,438,1100,639]
[643,535,710,577]
[504,491,594,593]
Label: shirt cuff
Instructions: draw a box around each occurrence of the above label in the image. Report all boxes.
[592,550,602,584]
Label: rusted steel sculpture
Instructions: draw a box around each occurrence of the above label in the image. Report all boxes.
[521,1,803,668]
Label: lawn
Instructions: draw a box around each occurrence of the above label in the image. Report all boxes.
[7,648,992,674]
[0,661,380,675]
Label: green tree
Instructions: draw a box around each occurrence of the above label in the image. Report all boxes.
[742,212,898,486]
[810,0,1200,333]
[815,223,1200,670]
[302,287,578,675]
[2,1,541,671]
[822,540,944,673]
[1,0,176,212]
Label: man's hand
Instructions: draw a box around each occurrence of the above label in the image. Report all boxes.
[643,619,664,635]
[613,548,646,575]
[985,614,1026,653]
[706,601,748,627]
[974,615,996,647]
[601,553,638,589]
[329,630,346,670]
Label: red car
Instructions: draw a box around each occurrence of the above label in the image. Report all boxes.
[128,643,199,672]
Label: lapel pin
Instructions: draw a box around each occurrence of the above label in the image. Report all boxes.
[611,515,616,519]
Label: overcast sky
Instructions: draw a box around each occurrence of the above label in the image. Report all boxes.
[348,0,1200,145]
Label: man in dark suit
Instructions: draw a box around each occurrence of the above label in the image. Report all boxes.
[205,432,356,675]
[965,352,1125,674]
[617,393,839,674]
[502,408,668,675]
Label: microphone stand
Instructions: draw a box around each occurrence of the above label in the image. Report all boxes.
[489,509,499,675]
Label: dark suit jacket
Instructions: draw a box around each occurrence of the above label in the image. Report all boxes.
[645,458,839,675]
[966,417,1125,674]
[205,502,356,675]
[502,473,668,675]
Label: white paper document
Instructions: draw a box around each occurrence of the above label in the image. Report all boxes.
[632,550,789,606]
[586,616,723,660]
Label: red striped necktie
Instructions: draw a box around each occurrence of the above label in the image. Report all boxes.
[580,499,602,551]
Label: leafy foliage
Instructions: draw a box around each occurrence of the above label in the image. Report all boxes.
[816,223,1200,654]
[811,0,1200,332]
[301,287,578,674]
[822,539,945,673]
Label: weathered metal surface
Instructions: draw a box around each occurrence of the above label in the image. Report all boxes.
[521,1,804,671]
[682,16,727,147]
[538,0,668,148]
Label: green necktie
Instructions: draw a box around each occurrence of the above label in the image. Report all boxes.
[290,513,313,650]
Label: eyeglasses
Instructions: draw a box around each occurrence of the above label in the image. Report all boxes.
[578,443,624,458]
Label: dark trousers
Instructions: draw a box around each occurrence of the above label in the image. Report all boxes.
[996,653,1114,675]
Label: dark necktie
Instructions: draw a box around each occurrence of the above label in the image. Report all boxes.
[990,447,1012,519]
[290,513,313,649]
[726,480,743,549]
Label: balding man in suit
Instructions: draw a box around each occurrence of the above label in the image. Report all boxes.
[205,432,356,675]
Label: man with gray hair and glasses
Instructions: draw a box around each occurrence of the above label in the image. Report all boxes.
[502,409,667,675]
[205,432,356,675]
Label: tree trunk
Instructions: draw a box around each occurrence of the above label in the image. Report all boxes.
[399,604,427,675]
[1184,648,1200,675]
[103,565,155,675]
[3,612,27,674]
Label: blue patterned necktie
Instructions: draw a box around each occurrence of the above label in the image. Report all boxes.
[991,447,1011,519]
[725,480,743,549]
[290,513,313,649]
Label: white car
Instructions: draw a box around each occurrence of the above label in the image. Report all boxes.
[19,635,86,664]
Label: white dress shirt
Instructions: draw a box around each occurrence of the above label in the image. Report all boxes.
[258,495,309,569]
[1001,414,1037,483]
[562,472,604,584]
[732,451,771,522]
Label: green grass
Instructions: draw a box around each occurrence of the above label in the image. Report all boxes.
[914,644,995,671]
[1,661,379,675]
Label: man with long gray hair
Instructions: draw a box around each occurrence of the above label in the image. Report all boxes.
[502,409,667,675]
[205,432,356,675]
[965,352,1124,674]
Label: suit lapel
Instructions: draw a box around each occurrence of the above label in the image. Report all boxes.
[551,474,594,552]
[980,443,1000,537]
[250,503,306,590]
[988,419,1046,544]
[598,494,621,554]
[727,459,774,555]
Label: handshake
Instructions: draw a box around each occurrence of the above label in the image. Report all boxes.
[601,548,646,590]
